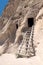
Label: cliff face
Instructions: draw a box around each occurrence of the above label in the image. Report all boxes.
[3,0,43,18]
[2,0,21,18]
[0,0,43,57]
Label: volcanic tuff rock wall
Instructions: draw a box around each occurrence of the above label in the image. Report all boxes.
[0,0,43,55]
[3,0,21,18]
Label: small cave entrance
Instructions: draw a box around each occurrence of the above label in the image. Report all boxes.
[28,18,34,27]
[16,23,18,29]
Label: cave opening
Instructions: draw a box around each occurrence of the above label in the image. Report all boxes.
[28,18,34,27]
[16,24,18,29]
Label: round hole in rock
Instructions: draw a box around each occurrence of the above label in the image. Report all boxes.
[19,12,22,15]
[24,5,28,8]
[28,18,34,27]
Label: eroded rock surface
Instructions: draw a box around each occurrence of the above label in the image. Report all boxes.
[0,0,43,57]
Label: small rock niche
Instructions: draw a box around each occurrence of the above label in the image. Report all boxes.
[16,23,18,29]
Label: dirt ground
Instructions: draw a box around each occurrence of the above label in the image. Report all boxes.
[0,18,43,65]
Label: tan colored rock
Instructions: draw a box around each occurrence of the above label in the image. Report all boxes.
[0,0,43,56]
